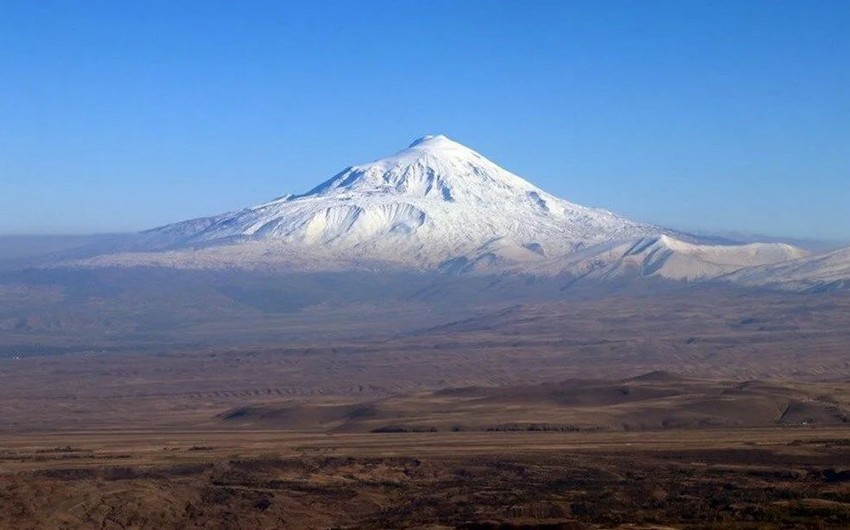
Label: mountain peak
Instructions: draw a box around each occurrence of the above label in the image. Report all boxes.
[408,134,456,149]
[399,135,481,162]
[311,134,530,202]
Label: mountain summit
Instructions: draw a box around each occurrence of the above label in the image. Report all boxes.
[73,135,806,279]
[300,134,544,203]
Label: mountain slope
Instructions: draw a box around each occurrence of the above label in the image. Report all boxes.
[722,246,850,292]
[534,235,808,282]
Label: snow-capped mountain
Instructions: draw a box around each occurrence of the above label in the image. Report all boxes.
[71,134,808,282]
[75,135,660,270]
[721,246,850,292]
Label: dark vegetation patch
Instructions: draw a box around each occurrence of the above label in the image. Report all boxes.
[371,425,438,433]
[9,446,850,528]
[486,424,591,433]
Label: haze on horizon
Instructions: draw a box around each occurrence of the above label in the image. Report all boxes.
[2,1,848,242]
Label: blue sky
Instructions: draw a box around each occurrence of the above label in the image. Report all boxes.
[2,1,848,241]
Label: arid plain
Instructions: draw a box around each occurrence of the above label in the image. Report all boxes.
[1,285,850,528]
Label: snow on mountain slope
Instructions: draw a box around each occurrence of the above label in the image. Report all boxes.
[527,235,808,282]
[70,134,808,281]
[721,246,850,292]
[75,135,660,270]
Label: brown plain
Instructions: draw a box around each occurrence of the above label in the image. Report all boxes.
[1,289,850,528]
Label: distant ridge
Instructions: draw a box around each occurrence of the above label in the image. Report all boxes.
[626,370,686,383]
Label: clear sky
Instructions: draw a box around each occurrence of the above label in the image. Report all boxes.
[2,1,848,241]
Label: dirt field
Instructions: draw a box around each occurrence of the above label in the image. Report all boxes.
[2,367,850,529]
[2,428,850,529]
[2,288,849,528]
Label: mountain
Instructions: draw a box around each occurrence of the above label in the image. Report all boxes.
[69,135,805,282]
[721,246,850,292]
[534,235,808,282]
[72,135,658,270]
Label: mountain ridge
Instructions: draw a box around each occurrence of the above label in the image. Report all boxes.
[722,246,850,292]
